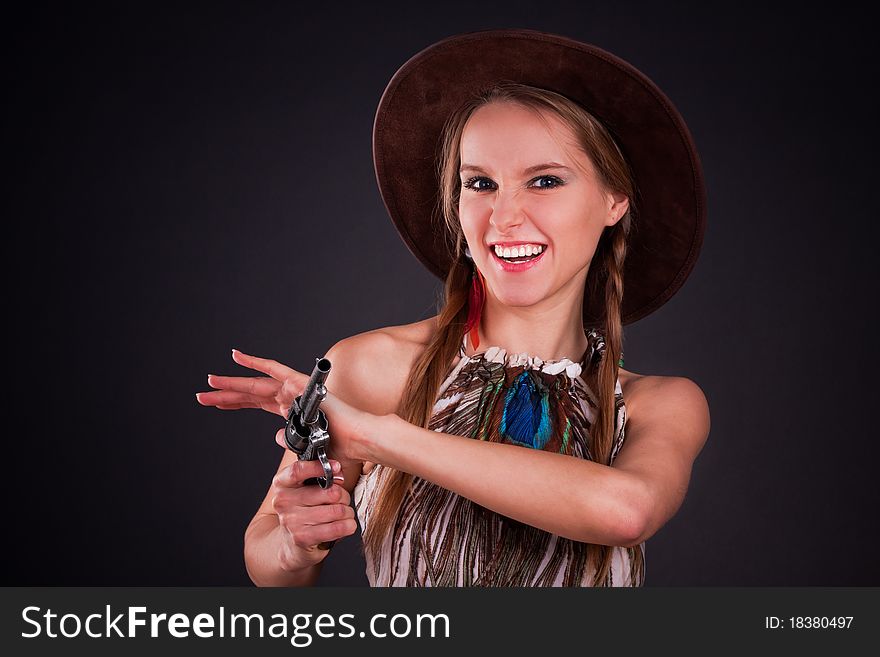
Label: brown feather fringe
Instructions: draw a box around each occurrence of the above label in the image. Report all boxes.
[354,335,645,587]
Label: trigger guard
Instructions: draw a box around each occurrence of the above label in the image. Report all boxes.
[315,449,333,489]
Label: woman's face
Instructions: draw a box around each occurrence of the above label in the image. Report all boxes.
[458,101,626,309]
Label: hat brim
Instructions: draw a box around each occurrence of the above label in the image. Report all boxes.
[373,28,707,326]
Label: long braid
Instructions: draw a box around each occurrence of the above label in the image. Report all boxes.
[361,255,471,566]
[588,212,645,586]
[597,220,627,461]
[584,218,628,585]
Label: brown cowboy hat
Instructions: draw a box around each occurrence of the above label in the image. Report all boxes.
[372,28,707,326]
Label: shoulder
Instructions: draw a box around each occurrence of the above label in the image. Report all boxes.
[324,316,438,417]
[620,370,711,452]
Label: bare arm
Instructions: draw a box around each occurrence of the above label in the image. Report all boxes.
[357,413,643,546]
[243,449,328,587]
[355,375,709,548]
[610,376,710,545]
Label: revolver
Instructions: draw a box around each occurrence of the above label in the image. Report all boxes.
[284,357,334,490]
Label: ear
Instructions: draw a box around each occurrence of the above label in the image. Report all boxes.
[605,190,629,227]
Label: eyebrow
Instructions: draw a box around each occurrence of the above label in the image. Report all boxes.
[459,162,574,175]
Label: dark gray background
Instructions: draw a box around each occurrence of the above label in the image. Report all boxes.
[7,1,877,586]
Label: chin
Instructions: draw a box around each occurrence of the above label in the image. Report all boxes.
[493,288,547,308]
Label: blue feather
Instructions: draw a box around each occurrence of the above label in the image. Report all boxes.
[500,372,553,449]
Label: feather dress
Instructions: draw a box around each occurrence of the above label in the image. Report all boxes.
[353,329,645,586]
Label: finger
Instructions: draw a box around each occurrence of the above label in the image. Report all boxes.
[297,502,356,526]
[197,391,285,417]
[207,374,280,397]
[231,349,304,384]
[196,390,265,407]
[290,519,358,549]
[274,427,313,449]
[279,378,306,404]
[213,403,285,412]
[196,392,256,408]
[335,485,352,506]
[274,483,349,509]
[274,459,342,488]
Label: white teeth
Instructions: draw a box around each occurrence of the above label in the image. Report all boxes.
[494,244,544,259]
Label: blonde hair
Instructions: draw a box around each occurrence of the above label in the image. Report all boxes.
[363,81,643,586]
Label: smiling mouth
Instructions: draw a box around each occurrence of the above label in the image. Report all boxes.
[492,245,546,263]
[490,245,547,271]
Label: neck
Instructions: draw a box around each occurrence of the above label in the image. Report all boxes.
[470,279,589,362]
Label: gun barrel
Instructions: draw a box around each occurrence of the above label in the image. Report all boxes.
[300,357,332,425]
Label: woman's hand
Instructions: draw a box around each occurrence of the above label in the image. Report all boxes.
[195,349,373,465]
[270,457,359,570]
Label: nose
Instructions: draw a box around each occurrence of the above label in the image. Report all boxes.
[488,190,526,234]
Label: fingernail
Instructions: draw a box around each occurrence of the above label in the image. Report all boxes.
[195,393,202,401]
[332,461,341,473]
[333,475,345,482]
[231,348,238,356]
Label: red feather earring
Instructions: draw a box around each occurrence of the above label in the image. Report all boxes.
[464,266,486,351]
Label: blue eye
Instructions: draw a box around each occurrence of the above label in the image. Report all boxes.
[531,175,564,189]
[462,176,494,191]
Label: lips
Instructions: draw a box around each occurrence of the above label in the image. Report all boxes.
[489,245,547,272]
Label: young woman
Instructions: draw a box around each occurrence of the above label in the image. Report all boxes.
[197,29,710,587]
